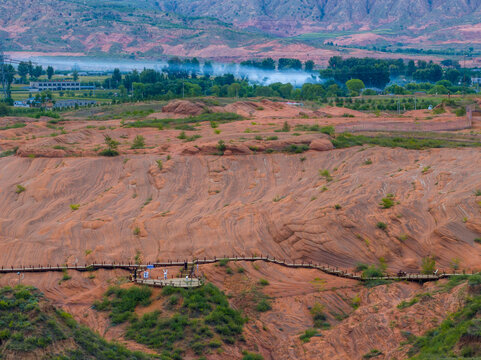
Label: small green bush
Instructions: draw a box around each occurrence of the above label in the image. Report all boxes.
[131,135,145,149]
[284,144,309,153]
[319,169,332,181]
[376,222,387,230]
[242,351,264,360]
[258,279,269,286]
[70,204,80,211]
[299,329,318,343]
[15,184,26,194]
[455,108,466,117]
[421,256,436,275]
[380,197,395,209]
[255,299,272,312]
[217,140,226,154]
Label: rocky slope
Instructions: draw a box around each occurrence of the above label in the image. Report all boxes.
[0,100,480,359]
[2,0,481,61]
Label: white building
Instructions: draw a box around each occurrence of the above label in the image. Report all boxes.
[29,81,96,91]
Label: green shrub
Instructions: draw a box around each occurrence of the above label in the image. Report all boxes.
[156,159,163,170]
[362,349,383,359]
[280,121,290,132]
[455,108,466,117]
[475,238,481,244]
[131,135,145,149]
[16,184,26,194]
[255,299,272,312]
[70,204,80,211]
[299,329,318,343]
[217,140,226,154]
[310,303,330,329]
[319,169,332,181]
[61,269,72,282]
[258,279,269,286]
[468,274,481,286]
[380,197,395,209]
[218,258,229,267]
[421,256,436,275]
[362,266,384,278]
[284,144,309,153]
[242,351,264,360]
[95,286,152,324]
[376,222,387,230]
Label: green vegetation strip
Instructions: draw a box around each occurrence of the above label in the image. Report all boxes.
[94,283,246,358]
[332,133,481,150]
[0,285,153,359]
[125,112,243,129]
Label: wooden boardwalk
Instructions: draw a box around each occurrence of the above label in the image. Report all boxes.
[0,256,477,284]
[134,277,203,288]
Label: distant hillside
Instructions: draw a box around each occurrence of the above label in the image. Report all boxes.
[159,0,481,35]
[1,0,481,62]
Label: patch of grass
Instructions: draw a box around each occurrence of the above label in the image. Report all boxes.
[59,268,71,282]
[397,293,432,310]
[334,204,342,210]
[474,238,481,244]
[255,299,272,312]
[242,351,264,360]
[156,159,163,170]
[362,349,383,359]
[93,286,152,324]
[319,169,333,181]
[133,227,141,236]
[69,204,80,211]
[126,112,243,128]
[310,303,330,329]
[380,194,395,209]
[0,122,27,131]
[15,184,26,194]
[332,133,481,150]
[218,258,229,267]
[376,222,387,230]
[185,134,202,142]
[120,284,246,353]
[284,144,309,153]
[299,328,318,343]
[258,279,269,286]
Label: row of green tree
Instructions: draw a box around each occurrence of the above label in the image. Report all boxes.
[320,57,473,88]
[240,58,315,71]
[16,61,55,83]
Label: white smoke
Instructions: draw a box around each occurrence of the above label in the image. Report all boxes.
[17,55,321,86]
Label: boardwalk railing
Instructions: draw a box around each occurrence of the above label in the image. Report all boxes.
[0,256,478,283]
